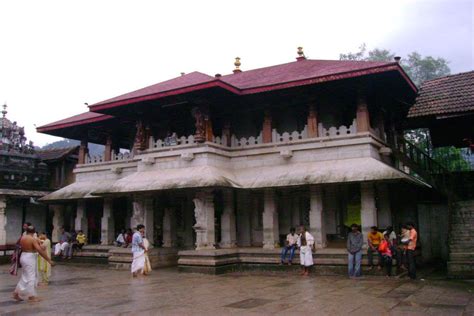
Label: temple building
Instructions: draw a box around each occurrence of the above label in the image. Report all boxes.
[36,49,450,272]
[0,104,78,259]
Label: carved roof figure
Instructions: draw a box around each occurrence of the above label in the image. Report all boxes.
[0,104,35,154]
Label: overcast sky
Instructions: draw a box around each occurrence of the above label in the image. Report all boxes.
[0,0,472,146]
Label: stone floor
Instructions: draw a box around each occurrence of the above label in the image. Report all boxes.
[0,264,473,315]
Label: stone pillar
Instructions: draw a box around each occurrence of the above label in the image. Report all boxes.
[309,185,326,248]
[237,191,252,247]
[291,195,301,227]
[162,207,176,247]
[377,183,392,229]
[131,197,145,229]
[262,189,279,249]
[75,200,88,236]
[324,186,338,235]
[183,193,195,248]
[356,96,371,132]
[361,182,377,247]
[307,104,318,138]
[251,195,261,246]
[104,135,113,162]
[78,140,88,164]
[220,190,237,248]
[143,197,154,243]
[101,198,115,245]
[51,204,65,243]
[192,190,215,250]
[262,110,272,143]
[0,196,6,246]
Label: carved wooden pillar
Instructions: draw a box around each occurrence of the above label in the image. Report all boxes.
[192,107,206,143]
[262,110,272,143]
[104,135,113,162]
[204,110,213,142]
[356,96,371,132]
[133,121,147,153]
[78,140,88,164]
[222,122,231,147]
[307,104,318,138]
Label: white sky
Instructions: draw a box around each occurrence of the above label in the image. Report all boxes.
[0,0,472,146]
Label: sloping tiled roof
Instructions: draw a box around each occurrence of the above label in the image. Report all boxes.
[92,71,216,106]
[36,146,79,161]
[408,70,474,118]
[220,59,393,90]
[89,59,410,110]
[37,112,112,131]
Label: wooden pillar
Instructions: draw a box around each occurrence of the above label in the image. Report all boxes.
[104,135,113,162]
[204,111,213,142]
[307,104,318,138]
[262,110,272,143]
[78,140,88,164]
[222,122,231,147]
[192,107,206,143]
[133,121,147,153]
[356,96,371,132]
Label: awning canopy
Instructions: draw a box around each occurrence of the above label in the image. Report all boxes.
[237,157,429,188]
[94,165,240,195]
[39,179,116,202]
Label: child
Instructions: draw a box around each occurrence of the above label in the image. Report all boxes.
[76,230,87,251]
[38,233,52,285]
[378,233,393,277]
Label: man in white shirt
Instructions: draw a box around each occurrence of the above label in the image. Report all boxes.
[297,226,315,276]
[280,227,298,265]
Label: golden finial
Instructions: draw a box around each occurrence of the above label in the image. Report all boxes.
[233,57,242,73]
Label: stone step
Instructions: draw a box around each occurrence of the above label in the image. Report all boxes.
[450,253,474,261]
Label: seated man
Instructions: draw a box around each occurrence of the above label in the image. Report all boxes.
[280,227,298,265]
[54,227,71,257]
[115,230,126,247]
[367,226,383,270]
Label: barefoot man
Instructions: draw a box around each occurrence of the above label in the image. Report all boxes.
[131,224,147,277]
[13,225,54,302]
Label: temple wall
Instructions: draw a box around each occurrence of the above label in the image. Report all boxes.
[5,200,47,244]
[417,203,449,261]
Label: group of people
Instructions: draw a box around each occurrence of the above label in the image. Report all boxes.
[114,229,134,247]
[280,226,315,276]
[347,222,418,279]
[53,227,87,259]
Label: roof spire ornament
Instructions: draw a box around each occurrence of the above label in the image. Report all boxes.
[233,57,242,73]
[2,104,7,118]
[296,47,306,61]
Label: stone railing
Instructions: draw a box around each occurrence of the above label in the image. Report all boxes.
[86,154,104,164]
[272,125,308,143]
[318,119,357,137]
[230,133,263,148]
[85,151,133,164]
[149,135,196,149]
[112,151,133,161]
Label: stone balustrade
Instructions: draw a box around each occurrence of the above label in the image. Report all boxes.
[318,119,357,137]
[86,154,104,164]
[149,135,196,149]
[84,151,133,165]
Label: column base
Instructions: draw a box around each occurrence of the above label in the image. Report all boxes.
[196,244,216,250]
[219,242,237,249]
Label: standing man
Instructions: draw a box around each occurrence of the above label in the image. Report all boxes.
[347,224,363,278]
[13,225,54,302]
[131,224,147,277]
[280,227,298,265]
[297,226,315,276]
[406,222,418,280]
[367,226,383,270]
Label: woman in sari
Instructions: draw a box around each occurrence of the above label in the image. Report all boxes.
[38,233,52,285]
[142,233,152,275]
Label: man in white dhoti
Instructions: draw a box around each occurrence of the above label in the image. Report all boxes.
[13,225,54,302]
[297,226,315,276]
[131,224,147,277]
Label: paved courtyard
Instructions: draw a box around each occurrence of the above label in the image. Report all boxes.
[0,264,473,315]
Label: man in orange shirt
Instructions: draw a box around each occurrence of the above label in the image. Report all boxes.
[406,222,418,280]
[367,226,384,270]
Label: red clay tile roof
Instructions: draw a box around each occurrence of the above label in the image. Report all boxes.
[92,71,216,106]
[408,70,474,118]
[36,146,79,161]
[89,59,411,111]
[220,59,394,90]
[37,112,112,131]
